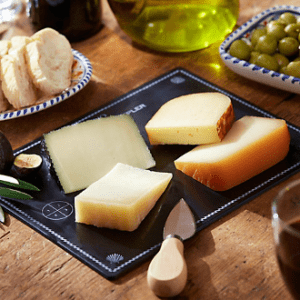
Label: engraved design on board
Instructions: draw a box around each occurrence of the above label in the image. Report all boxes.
[106,253,124,265]
[170,76,186,84]
[42,201,73,220]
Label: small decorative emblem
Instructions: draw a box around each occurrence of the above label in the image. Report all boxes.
[170,76,186,84]
[106,253,124,264]
[42,201,73,220]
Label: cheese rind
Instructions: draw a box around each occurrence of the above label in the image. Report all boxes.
[145,92,235,145]
[75,163,172,231]
[174,116,290,191]
[44,114,156,194]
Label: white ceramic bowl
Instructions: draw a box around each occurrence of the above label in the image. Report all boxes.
[219,5,300,94]
[0,49,92,121]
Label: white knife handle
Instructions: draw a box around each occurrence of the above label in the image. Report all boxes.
[147,236,187,297]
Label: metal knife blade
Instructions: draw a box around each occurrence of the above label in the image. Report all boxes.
[163,198,196,241]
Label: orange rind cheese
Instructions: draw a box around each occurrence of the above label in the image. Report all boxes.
[75,163,172,231]
[145,92,235,145]
[174,116,290,191]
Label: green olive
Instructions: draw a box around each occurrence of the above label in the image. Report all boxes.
[278,37,299,57]
[256,54,279,71]
[255,34,278,55]
[279,12,297,25]
[249,51,260,64]
[284,23,300,39]
[266,21,286,40]
[284,61,300,77]
[273,53,290,68]
[229,39,251,60]
[280,66,288,74]
[250,27,267,46]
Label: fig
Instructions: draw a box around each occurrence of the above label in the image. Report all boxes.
[10,153,43,178]
[0,131,14,173]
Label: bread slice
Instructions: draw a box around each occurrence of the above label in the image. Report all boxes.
[174,116,290,191]
[25,28,73,95]
[0,88,9,112]
[8,36,31,54]
[0,40,11,112]
[145,92,235,145]
[1,47,37,109]
[0,40,11,58]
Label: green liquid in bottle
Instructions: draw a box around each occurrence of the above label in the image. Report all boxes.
[108,1,239,52]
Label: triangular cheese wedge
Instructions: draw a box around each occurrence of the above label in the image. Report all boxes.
[175,116,290,191]
[75,163,172,231]
[145,92,235,145]
[44,114,156,193]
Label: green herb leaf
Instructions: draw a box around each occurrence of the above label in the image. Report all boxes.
[0,174,40,191]
[0,187,33,200]
[18,179,40,191]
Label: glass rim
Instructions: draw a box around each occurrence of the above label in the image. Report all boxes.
[272,178,300,238]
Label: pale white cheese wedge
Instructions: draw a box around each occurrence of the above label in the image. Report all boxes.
[75,163,172,231]
[145,92,235,145]
[175,116,290,191]
[44,114,156,194]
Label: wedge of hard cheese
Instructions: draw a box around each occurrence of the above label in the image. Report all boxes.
[75,163,172,231]
[44,114,156,194]
[174,116,290,191]
[145,92,235,145]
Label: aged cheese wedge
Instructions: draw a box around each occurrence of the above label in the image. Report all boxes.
[75,163,172,231]
[44,114,156,194]
[174,116,290,191]
[145,92,235,145]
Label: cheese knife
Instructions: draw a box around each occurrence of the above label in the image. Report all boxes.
[147,198,196,297]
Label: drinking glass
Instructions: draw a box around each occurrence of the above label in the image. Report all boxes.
[0,0,22,23]
[272,179,300,299]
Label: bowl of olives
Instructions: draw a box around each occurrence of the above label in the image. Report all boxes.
[219,6,300,94]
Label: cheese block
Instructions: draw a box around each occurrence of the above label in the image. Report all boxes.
[75,163,172,231]
[44,114,156,194]
[174,116,290,191]
[145,92,235,145]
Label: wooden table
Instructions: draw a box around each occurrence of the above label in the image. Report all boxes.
[1,0,300,299]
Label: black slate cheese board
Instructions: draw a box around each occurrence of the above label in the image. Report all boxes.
[1,68,300,279]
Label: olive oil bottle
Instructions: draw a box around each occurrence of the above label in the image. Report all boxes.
[108,0,239,52]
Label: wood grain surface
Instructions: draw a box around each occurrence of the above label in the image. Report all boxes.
[1,0,300,299]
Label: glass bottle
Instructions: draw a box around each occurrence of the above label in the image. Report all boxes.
[28,0,102,42]
[107,0,239,52]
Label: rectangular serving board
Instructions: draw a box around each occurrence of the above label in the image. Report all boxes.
[1,68,300,280]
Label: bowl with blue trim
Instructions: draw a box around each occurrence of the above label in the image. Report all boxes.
[0,49,92,121]
[219,5,300,94]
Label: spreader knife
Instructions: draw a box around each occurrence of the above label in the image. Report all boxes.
[147,198,196,297]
